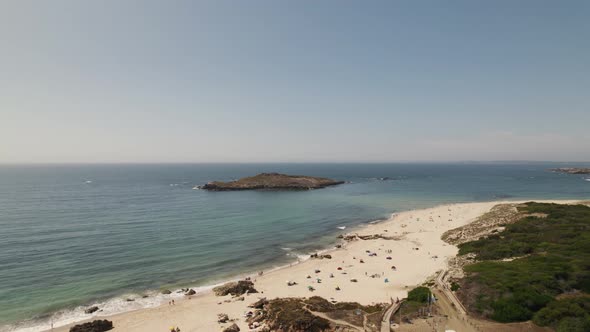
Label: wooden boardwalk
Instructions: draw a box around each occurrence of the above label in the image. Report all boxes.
[381,300,404,332]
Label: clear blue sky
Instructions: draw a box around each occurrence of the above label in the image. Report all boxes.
[1,1,589,163]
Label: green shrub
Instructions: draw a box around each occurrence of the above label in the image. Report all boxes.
[533,295,590,329]
[491,299,533,322]
[456,203,590,324]
[407,286,431,303]
[556,317,590,332]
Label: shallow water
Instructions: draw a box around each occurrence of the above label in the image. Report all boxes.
[0,163,588,331]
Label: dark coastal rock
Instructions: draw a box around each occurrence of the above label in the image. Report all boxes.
[217,313,229,323]
[550,167,590,174]
[84,306,99,314]
[342,234,394,241]
[247,296,387,332]
[246,296,384,331]
[125,298,134,302]
[69,319,113,332]
[249,297,268,309]
[161,289,172,295]
[198,173,344,191]
[246,298,330,332]
[185,289,196,296]
[310,253,332,259]
[222,323,240,332]
[213,280,258,296]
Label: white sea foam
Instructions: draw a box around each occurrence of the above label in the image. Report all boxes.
[4,218,360,332]
[5,254,328,332]
[368,218,387,224]
[3,285,216,332]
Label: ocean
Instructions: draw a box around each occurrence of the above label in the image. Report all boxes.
[0,163,589,331]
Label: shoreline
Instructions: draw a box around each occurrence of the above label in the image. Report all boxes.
[3,213,394,332]
[6,198,586,332]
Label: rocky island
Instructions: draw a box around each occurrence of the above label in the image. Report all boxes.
[198,173,344,191]
[549,167,590,174]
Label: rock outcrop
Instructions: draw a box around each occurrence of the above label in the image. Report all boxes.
[84,306,99,314]
[217,313,229,323]
[70,320,113,332]
[246,297,384,332]
[222,323,240,332]
[198,173,344,191]
[249,297,269,309]
[213,280,258,296]
[339,234,397,241]
[310,253,332,259]
[247,298,330,332]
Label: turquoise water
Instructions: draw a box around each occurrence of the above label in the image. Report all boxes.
[0,163,589,331]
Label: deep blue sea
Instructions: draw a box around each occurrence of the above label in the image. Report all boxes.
[1,163,589,331]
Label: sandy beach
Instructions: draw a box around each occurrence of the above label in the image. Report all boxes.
[47,199,583,332]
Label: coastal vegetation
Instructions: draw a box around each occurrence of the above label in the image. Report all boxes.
[392,286,435,324]
[532,295,590,331]
[198,173,344,191]
[407,286,431,303]
[455,202,590,331]
[245,296,385,331]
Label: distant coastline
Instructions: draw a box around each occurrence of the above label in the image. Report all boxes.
[549,167,590,175]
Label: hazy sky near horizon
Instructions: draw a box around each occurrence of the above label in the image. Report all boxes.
[1,1,589,163]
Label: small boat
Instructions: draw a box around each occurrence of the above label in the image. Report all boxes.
[337,226,346,230]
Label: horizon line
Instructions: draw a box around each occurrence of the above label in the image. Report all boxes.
[1,160,589,166]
